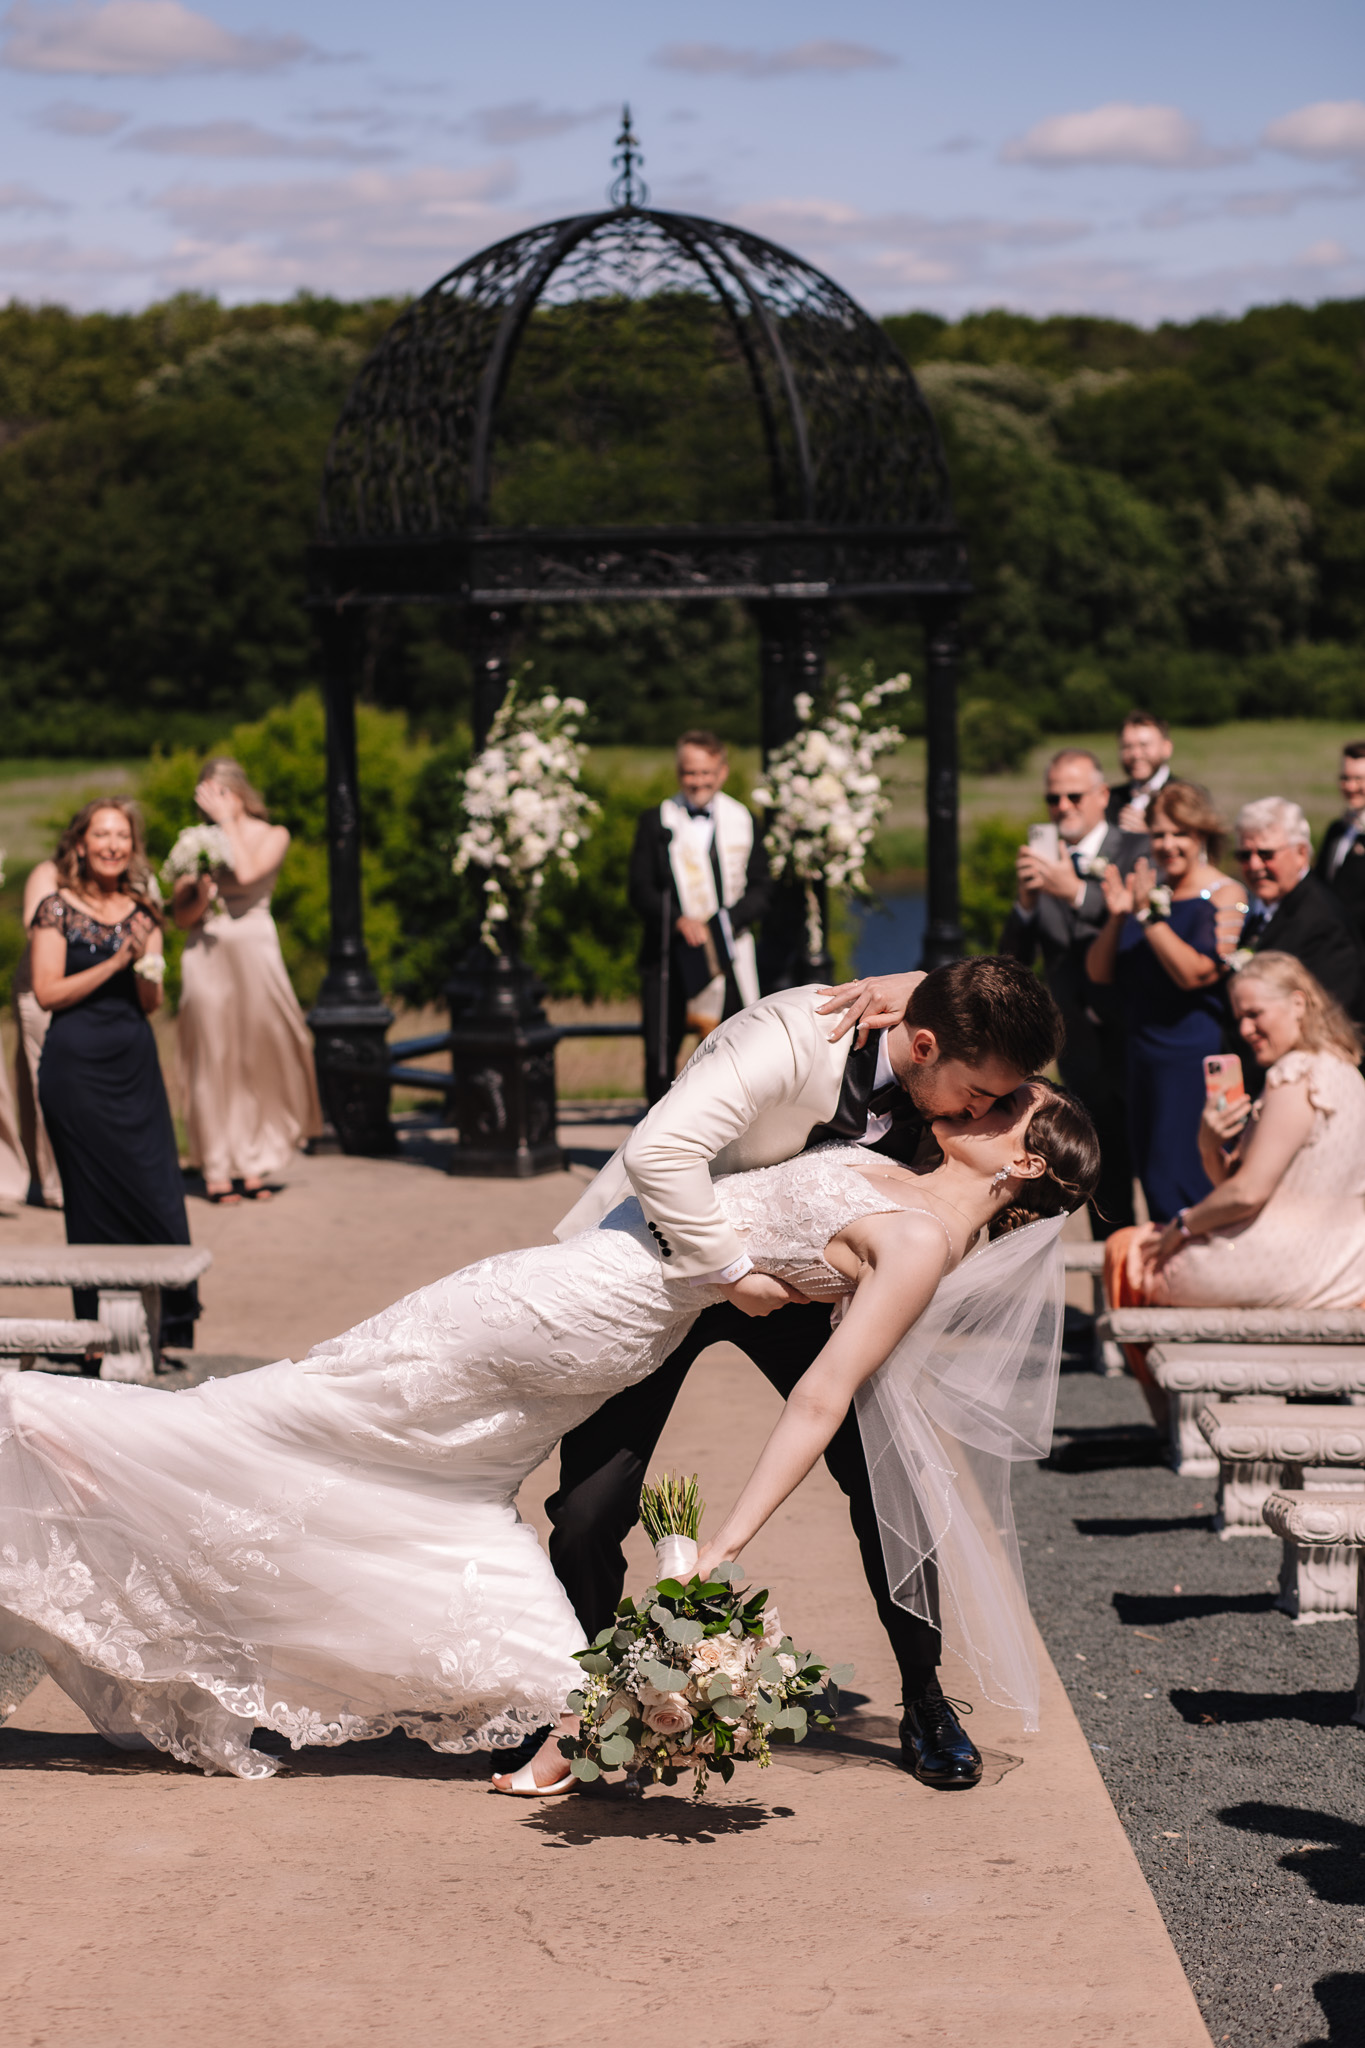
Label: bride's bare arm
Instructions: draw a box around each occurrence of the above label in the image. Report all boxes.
[695,1211,949,1575]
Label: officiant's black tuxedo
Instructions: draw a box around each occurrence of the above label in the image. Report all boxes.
[547,1032,944,1704]
[1317,818,1365,950]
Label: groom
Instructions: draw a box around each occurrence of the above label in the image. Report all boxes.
[549,955,1065,1788]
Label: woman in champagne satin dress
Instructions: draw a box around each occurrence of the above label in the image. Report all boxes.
[173,760,322,1204]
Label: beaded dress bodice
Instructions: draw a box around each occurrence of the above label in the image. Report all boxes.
[713,1143,950,1298]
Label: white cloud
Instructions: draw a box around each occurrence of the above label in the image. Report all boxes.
[466,100,614,146]
[35,96,126,131]
[1263,101,1365,162]
[0,179,65,209]
[655,40,898,80]
[1297,237,1353,268]
[1002,102,1242,169]
[122,119,394,161]
[148,162,529,296]
[1,1,312,77]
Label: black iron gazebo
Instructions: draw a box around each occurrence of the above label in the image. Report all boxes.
[306,117,969,1161]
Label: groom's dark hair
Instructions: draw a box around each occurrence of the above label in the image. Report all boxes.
[908,956,1063,1077]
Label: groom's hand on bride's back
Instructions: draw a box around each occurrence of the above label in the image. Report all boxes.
[817,971,925,1046]
[719,1274,811,1317]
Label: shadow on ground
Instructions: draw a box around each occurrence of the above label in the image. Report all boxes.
[1220,1803,1365,1907]
[1171,1688,1357,1729]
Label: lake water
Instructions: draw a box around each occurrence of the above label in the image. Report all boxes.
[850,890,927,976]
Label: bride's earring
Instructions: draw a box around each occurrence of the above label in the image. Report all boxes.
[990,1167,1011,1193]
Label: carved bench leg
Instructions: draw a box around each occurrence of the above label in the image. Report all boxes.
[96,1290,154,1385]
[1171,1391,1221,1477]
[1217,1459,1283,1537]
[1276,1468,1365,1624]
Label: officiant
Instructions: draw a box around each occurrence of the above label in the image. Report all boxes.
[629,730,772,1103]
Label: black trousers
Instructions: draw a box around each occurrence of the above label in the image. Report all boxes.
[641,958,743,1106]
[547,1299,942,1705]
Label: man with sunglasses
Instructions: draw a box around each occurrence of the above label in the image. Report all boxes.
[1234,797,1365,1026]
[1001,748,1148,1235]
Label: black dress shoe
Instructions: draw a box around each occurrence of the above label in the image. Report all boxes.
[900,1696,983,1789]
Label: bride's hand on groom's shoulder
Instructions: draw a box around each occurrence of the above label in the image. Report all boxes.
[817,971,925,1044]
[719,1273,811,1317]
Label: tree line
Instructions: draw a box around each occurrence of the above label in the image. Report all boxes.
[0,290,1361,762]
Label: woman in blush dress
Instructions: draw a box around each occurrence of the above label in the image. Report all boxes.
[10,857,63,1207]
[172,759,321,1205]
[1104,953,1365,1421]
[30,801,199,1350]
[1086,780,1244,1222]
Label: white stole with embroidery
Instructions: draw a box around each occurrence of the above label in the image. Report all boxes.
[659,790,761,1022]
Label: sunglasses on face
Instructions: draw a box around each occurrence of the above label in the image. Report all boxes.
[1044,791,1090,807]
[1235,846,1288,863]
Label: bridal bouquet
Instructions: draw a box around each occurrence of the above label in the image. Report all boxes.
[453,674,599,950]
[753,667,910,962]
[562,1475,850,1798]
[161,824,232,887]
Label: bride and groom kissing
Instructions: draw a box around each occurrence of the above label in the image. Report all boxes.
[0,955,1098,1794]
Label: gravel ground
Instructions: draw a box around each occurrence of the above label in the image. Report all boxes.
[1016,1322,1365,2048]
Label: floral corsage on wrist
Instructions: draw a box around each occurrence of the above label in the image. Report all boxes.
[132,952,166,984]
[1136,885,1172,927]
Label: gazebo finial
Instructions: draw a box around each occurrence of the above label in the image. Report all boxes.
[609,103,648,209]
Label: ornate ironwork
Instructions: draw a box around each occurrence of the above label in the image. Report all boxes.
[609,104,648,209]
[306,139,968,1161]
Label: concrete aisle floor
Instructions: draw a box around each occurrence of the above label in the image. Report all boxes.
[0,1146,1209,2047]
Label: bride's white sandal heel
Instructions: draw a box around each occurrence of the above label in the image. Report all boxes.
[492,1758,576,1797]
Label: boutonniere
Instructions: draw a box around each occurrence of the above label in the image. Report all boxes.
[1075,854,1109,878]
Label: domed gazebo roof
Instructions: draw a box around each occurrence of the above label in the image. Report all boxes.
[310,123,965,607]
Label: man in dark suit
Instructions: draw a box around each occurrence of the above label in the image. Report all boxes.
[1001,747,1147,1235]
[1235,795,1365,1023]
[1315,741,1365,950]
[1106,710,1174,831]
[629,730,771,1104]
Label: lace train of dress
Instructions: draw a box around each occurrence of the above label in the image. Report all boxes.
[0,1150,912,1777]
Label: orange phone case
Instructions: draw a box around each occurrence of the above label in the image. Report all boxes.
[1203,1054,1247,1106]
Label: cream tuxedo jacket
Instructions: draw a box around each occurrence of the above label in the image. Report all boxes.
[553,984,855,1279]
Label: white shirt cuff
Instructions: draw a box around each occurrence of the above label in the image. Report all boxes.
[688,1253,754,1288]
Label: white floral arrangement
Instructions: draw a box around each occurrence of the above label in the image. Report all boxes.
[753,668,910,962]
[161,824,232,887]
[453,676,599,949]
[562,1474,849,1798]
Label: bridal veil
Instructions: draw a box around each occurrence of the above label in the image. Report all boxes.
[856,1213,1066,1731]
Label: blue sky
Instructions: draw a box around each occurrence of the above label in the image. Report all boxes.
[0,0,1361,321]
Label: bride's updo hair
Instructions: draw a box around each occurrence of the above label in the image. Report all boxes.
[989,1086,1101,1240]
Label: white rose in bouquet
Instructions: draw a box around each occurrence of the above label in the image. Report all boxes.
[638,1685,695,1739]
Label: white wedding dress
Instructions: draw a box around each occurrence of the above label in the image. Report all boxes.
[0,1147,1067,1773]
[0,1149,940,1778]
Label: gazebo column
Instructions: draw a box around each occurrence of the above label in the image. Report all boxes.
[922,598,965,969]
[752,597,833,989]
[307,605,396,1155]
[469,604,520,748]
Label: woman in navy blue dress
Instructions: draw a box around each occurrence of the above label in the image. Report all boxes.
[29,800,198,1352]
[1086,782,1244,1223]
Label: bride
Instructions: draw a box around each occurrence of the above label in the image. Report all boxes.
[0,1083,1097,1785]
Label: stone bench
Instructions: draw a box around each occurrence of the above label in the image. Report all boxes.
[1199,1404,1365,1622]
[1262,1491,1365,1724]
[0,1318,114,1369]
[1097,1310,1365,1475]
[1062,1242,1123,1375]
[0,1248,212,1385]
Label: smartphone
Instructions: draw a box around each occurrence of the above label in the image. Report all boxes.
[1027,822,1061,862]
[1203,1053,1248,1112]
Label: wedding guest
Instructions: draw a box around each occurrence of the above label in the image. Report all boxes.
[1000,747,1146,1235]
[0,1023,24,1208]
[629,730,770,1104]
[172,759,322,1205]
[1106,711,1174,832]
[1086,781,1243,1222]
[30,801,198,1352]
[10,858,63,1207]
[1315,741,1365,948]
[1105,955,1365,1417]
[1234,797,1365,1025]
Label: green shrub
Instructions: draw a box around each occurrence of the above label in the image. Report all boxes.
[959,697,1040,774]
[960,817,1030,955]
